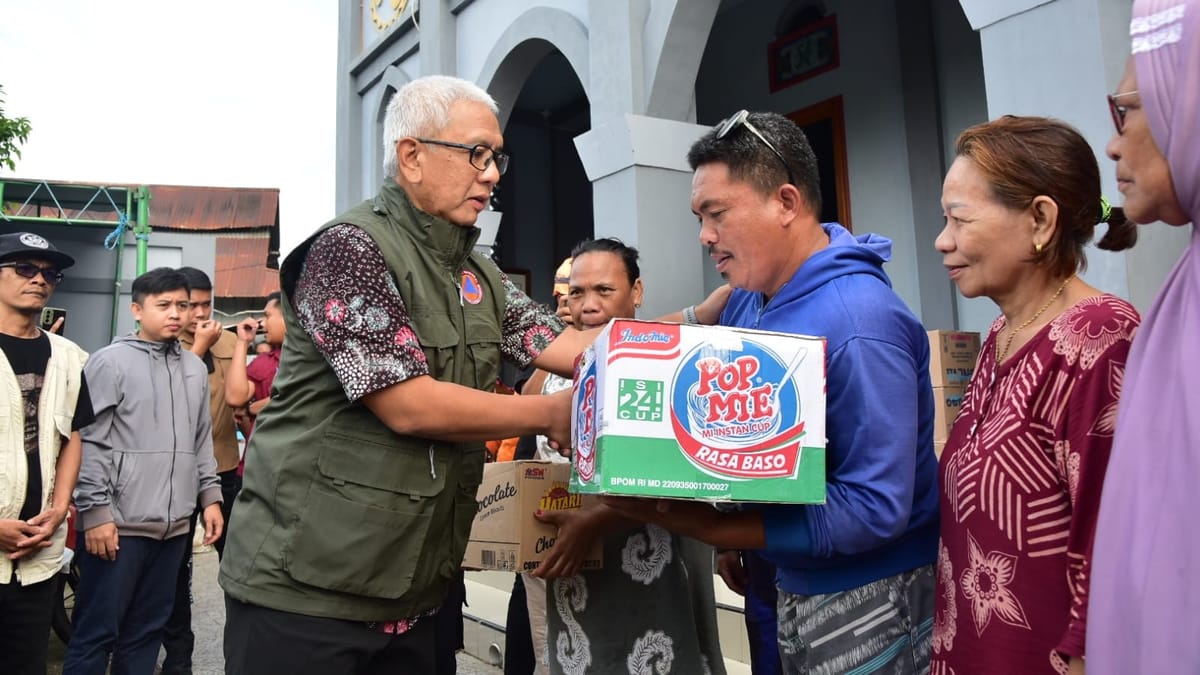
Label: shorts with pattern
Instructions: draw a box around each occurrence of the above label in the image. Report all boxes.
[777,564,935,675]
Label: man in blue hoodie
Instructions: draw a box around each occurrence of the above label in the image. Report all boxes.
[608,111,938,673]
[65,267,224,675]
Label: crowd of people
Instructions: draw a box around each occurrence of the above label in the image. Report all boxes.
[0,0,1194,673]
[0,254,285,674]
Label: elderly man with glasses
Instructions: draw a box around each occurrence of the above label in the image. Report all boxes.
[0,232,92,675]
[606,111,940,674]
[218,75,725,674]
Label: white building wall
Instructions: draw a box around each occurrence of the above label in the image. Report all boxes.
[457,0,588,87]
[335,0,1181,336]
[934,0,990,171]
[695,0,927,316]
[336,0,987,326]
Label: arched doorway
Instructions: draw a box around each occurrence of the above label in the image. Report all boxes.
[488,48,592,307]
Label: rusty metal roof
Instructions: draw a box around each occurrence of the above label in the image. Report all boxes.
[2,179,278,231]
[145,184,279,232]
[215,236,280,298]
[2,178,281,271]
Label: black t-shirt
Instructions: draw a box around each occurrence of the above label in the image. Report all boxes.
[0,332,94,521]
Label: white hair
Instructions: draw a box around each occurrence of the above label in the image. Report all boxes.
[382,75,499,178]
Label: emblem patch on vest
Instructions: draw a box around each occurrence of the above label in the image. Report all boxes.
[460,270,484,305]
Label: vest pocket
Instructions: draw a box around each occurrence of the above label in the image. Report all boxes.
[464,312,502,391]
[284,437,449,599]
[410,311,459,378]
[285,488,435,598]
[447,447,487,578]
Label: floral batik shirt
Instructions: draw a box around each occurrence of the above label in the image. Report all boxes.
[931,295,1139,674]
[293,223,565,633]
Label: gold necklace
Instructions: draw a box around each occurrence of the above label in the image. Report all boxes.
[995,275,1074,364]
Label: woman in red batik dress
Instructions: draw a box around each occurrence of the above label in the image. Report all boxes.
[931,116,1140,675]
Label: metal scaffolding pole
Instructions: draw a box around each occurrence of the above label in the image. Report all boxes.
[0,178,150,340]
[134,185,152,275]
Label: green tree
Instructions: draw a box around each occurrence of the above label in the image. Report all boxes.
[0,85,32,172]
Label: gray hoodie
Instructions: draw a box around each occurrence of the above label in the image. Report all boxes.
[75,333,222,539]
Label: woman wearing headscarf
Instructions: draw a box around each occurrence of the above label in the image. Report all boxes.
[1088,1,1200,672]
[931,116,1141,674]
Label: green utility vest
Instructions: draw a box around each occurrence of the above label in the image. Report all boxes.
[219,183,504,621]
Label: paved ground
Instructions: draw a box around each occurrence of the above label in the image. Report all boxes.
[47,546,503,674]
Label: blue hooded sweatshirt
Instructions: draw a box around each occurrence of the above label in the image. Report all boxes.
[722,223,939,595]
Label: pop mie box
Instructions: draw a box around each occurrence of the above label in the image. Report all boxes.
[464,460,602,573]
[571,319,826,503]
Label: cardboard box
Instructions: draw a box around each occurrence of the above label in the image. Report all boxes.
[464,460,602,573]
[928,330,981,387]
[571,319,827,503]
[933,386,966,443]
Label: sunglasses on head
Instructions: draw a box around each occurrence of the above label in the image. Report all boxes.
[0,261,65,285]
[714,109,796,185]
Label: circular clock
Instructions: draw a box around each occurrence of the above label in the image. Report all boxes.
[370,0,409,31]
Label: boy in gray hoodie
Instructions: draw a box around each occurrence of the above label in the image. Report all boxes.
[64,267,223,675]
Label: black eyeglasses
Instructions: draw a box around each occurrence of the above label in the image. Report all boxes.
[1107,90,1139,135]
[414,138,509,175]
[715,109,795,185]
[0,262,64,285]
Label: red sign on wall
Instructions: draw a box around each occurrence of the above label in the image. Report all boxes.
[768,15,840,92]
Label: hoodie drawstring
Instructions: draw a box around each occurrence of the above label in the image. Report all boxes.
[428,445,437,480]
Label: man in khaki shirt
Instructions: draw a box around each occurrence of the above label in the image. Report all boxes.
[162,266,241,675]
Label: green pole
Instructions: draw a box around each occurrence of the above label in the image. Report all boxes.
[109,190,132,340]
[134,186,152,275]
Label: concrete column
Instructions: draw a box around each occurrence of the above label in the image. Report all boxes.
[335,0,364,214]
[419,0,456,76]
[897,0,958,330]
[643,0,720,121]
[572,0,731,315]
[586,0,649,118]
[575,114,710,318]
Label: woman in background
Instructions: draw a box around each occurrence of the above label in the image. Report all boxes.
[1089,2,1200,672]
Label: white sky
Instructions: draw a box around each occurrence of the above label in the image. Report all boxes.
[0,0,337,258]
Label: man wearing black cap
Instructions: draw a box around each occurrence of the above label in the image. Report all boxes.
[0,232,93,674]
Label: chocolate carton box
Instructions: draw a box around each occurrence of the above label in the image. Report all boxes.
[464,460,602,573]
[570,319,826,503]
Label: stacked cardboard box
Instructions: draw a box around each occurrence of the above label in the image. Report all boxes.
[932,387,966,445]
[928,330,981,388]
[464,460,602,573]
[928,330,981,445]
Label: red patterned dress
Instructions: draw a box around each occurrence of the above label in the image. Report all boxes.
[931,295,1139,674]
